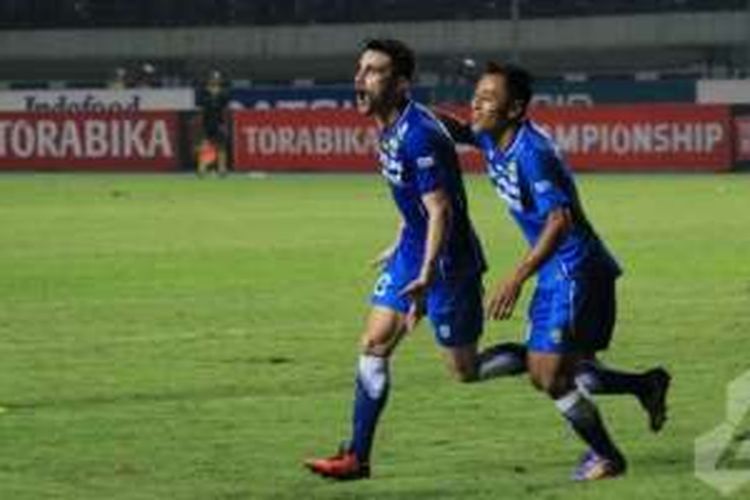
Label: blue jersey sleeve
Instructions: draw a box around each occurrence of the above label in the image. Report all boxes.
[405,130,450,195]
[522,147,571,216]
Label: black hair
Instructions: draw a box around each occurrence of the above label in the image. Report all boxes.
[362,38,416,81]
[484,61,534,115]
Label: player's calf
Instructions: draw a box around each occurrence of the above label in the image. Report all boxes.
[529,352,626,478]
[305,307,404,480]
[477,342,527,379]
[443,342,527,383]
[575,360,672,432]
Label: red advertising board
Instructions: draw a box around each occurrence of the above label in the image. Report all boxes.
[530,104,732,172]
[233,104,733,172]
[441,103,733,172]
[233,109,378,172]
[0,111,180,171]
[734,115,750,162]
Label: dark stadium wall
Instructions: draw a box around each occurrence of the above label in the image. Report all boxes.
[0,11,745,82]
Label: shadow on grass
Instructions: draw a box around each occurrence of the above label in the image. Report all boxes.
[632,446,693,474]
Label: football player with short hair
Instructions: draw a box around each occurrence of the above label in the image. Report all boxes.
[304,40,525,481]
[438,61,671,481]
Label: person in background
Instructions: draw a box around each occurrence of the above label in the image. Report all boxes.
[108,66,129,89]
[196,69,230,177]
[135,62,159,88]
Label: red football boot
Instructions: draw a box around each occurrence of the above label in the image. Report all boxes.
[304,447,370,481]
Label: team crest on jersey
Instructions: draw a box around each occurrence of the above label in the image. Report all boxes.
[550,329,563,345]
[438,324,452,340]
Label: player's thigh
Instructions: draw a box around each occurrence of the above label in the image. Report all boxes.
[426,274,484,349]
[370,245,412,320]
[525,283,601,395]
[441,343,479,382]
[526,277,611,353]
[572,277,617,352]
[360,305,407,357]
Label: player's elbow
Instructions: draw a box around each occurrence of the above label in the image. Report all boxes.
[548,208,573,234]
[427,196,452,224]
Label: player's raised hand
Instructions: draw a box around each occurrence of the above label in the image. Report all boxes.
[400,275,429,331]
[486,276,523,320]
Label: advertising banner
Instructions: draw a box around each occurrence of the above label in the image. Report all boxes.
[697,80,750,105]
[529,104,732,171]
[0,89,195,112]
[233,104,732,172]
[734,114,750,162]
[435,80,695,107]
[233,109,378,171]
[0,111,180,171]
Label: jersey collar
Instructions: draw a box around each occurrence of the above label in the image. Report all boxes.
[502,119,528,157]
[479,119,528,163]
[380,100,413,139]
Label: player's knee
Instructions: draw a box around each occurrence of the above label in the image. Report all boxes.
[444,348,480,383]
[544,378,574,399]
[361,338,384,356]
[574,360,600,394]
[360,334,391,357]
[529,371,571,398]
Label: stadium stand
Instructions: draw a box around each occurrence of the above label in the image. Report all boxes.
[0,0,745,28]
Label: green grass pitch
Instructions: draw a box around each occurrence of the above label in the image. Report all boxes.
[0,172,748,499]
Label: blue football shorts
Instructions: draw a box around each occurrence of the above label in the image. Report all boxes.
[370,246,483,348]
[525,274,617,354]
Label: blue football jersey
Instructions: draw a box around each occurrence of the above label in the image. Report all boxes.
[378,101,486,279]
[475,120,621,283]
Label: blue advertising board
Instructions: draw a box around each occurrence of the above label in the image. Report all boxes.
[229,85,431,110]
[433,79,696,106]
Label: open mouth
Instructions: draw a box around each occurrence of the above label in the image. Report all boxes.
[355,89,369,106]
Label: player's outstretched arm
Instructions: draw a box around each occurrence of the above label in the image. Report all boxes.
[433,109,476,146]
[487,207,572,320]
